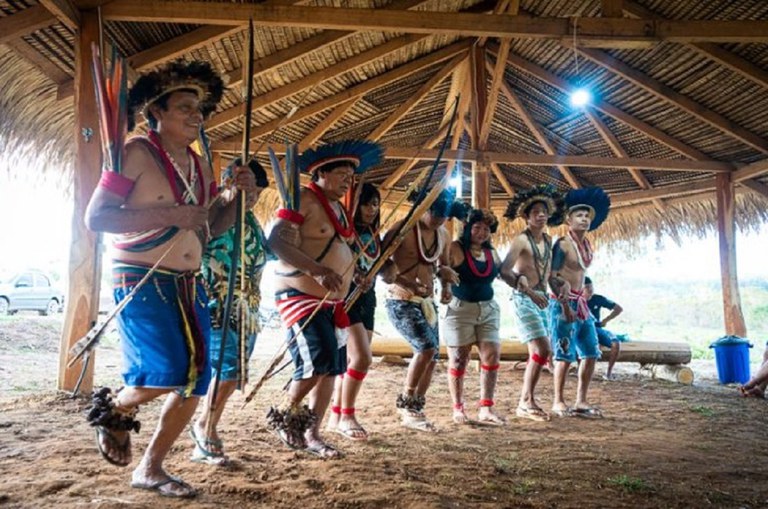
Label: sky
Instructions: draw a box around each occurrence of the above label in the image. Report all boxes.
[0,161,765,285]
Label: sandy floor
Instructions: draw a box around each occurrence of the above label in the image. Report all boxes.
[1,316,767,508]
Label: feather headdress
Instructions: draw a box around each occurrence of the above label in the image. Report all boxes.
[127,60,225,131]
[409,186,469,220]
[564,187,611,231]
[299,140,383,175]
[505,184,565,226]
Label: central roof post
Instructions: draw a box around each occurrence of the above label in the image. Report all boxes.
[469,43,489,209]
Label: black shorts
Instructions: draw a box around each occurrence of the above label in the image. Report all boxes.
[287,306,346,380]
[347,287,376,331]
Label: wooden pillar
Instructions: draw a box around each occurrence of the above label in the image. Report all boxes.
[715,173,747,337]
[469,44,490,209]
[211,151,222,183]
[58,10,102,392]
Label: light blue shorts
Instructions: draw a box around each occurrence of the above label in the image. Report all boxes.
[549,300,599,363]
[512,290,550,343]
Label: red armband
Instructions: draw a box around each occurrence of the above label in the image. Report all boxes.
[276,208,305,225]
[98,171,135,198]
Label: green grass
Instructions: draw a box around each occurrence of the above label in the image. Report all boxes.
[607,474,652,493]
[690,405,715,417]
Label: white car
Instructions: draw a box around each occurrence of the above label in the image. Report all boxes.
[0,270,64,316]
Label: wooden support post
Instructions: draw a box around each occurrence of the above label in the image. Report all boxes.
[472,162,490,208]
[58,9,102,393]
[715,173,747,337]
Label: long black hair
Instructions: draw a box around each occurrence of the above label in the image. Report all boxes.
[354,182,381,232]
[459,208,498,250]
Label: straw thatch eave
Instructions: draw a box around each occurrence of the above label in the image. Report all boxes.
[1,0,768,247]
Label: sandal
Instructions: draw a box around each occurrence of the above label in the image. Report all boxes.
[189,426,228,465]
[304,441,343,459]
[95,426,131,467]
[516,406,551,422]
[573,406,604,419]
[131,476,197,498]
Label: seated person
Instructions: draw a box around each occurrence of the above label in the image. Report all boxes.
[739,342,768,398]
[584,277,624,381]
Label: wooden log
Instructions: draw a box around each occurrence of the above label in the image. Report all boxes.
[639,364,695,385]
[57,9,102,393]
[371,337,692,365]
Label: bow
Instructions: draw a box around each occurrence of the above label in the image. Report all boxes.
[207,19,255,426]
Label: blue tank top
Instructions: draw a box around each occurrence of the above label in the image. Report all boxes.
[452,247,499,302]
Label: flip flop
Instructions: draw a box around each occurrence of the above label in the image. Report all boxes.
[333,425,369,442]
[304,441,343,459]
[95,426,131,467]
[189,427,225,458]
[476,413,507,426]
[131,476,197,498]
[550,407,578,418]
[401,413,437,432]
[516,406,550,422]
[573,406,604,419]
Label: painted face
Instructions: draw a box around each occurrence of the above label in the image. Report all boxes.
[358,197,380,226]
[567,209,592,232]
[470,221,491,245]
[318,165,355,200]
[526,202,550,228]
[150,91,204,142]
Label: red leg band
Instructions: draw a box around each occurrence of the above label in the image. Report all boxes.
[479,399,494,407]
[341,408,355,415]
[453,402,464,411]
[531,353,548,366]
[346,368,367,381]
[449,368,466,378]
[480,364,500,371]
[331,405,341,415]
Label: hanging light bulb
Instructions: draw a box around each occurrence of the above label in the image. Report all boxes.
[567,17,592,109]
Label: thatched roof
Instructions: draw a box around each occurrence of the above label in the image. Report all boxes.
[1,0,767,245]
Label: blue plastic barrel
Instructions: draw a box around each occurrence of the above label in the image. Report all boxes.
[709,335,752,384]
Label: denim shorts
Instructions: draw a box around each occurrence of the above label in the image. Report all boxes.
[549,300,599,363]
[386,299,439,359]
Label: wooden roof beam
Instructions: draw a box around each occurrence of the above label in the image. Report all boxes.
[6,39,71,87]
[378,149,733,173]
[39,0,80,31]
[492,61,581,189]
[129,26,243,70]
[740,179,768,200]
[367,54,463,141]
[601,0,624,18]
[478,39,509,149]
[207,33,429,131]
[0,6,56,45]
[211,40,472,150]
[297,99,358,152]
[623,1,768,90]
[733,158,768,182]
[101,2,768,43]
[493,43,709,161]
[489,162,515,196]
[577,46,768,155]
[477,0,519,47]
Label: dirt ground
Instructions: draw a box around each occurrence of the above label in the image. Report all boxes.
[1,316,767,509]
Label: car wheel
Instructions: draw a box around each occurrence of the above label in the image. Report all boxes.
[42,299,59,316]
[0,298,8,315]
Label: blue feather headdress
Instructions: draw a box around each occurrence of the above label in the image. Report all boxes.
[564,187,611,231]
[299,140,383,175]
[408,186,469,219]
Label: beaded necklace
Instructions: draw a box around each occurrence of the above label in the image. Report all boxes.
[464,246,493,277]
[147,130,203,205]
[567,229,593,270]
[307,182,355,238]
[524,228,551,291]
[416,221,442,264]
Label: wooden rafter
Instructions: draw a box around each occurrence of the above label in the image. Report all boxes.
[740,179,768,200]
[0,6,55,45]
[601,0,624,18]
[375,149,734,173]
[477,0,519,47]
[489,162,515,196]
[211,40,471,151]
[492,62,581,189]
[733,158,768,182]
[380,120,453,190]
[367,54,462,142]
[494,44,708,161]
[6,39,71,86]
[585,109,666,212]
[207,33,428,130]
[129,26,243,70]
[297,99,358,151]
[38,0,79,31]
[623,0,768,90]
[478,39,509,149]
[577,47,768,155]
[100,2,768,44]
